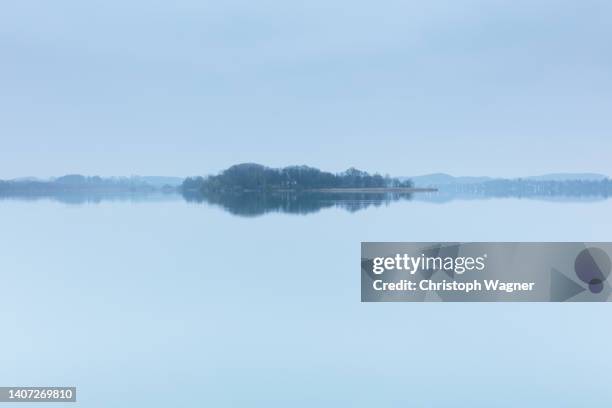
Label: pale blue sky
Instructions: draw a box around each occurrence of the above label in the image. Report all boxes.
[1,0,611,178]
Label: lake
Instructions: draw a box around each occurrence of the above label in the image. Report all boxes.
[0,192,610,407]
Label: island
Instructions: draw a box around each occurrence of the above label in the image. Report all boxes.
[181,163,434,193]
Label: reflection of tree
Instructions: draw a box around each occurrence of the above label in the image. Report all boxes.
[0,191,176,205]
[182,191,414,217]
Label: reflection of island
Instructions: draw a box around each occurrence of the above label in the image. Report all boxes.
[182,190,414,216]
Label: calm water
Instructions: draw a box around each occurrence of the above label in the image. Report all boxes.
[1,193,611,407]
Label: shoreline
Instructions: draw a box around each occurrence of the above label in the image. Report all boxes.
[305,187,437,193]
[191,187,438,194]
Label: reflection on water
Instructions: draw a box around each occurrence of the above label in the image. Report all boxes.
[1,186,612,407]
[2,188,611,212]
[182,191,414,216]
[0,191,180,205]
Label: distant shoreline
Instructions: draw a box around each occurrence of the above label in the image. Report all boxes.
[304,187,437,193]
[183,187,436,194]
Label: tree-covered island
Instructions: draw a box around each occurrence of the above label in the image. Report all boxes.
[181,163,426,193]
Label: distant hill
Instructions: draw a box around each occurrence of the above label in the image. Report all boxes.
[129,176,184,187]
[10,176,46,182]
[406,173,493,187]
[407,173,608,187]
[49,175,183,187]
[0,174,183,194]
[525,173,607,182]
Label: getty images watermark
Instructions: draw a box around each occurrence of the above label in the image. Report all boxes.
[361,242,612,302]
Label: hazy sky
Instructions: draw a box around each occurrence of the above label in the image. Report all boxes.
[1,0,611,178]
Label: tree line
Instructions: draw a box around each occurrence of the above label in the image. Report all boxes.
[0,175,157,193]
[182,163,413,192]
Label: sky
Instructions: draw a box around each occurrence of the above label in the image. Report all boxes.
[1,0,611,179]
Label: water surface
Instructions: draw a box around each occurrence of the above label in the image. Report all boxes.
[1,192,610,407]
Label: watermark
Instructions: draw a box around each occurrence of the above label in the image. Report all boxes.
[0,387,76,402]
[361,242,612,302]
